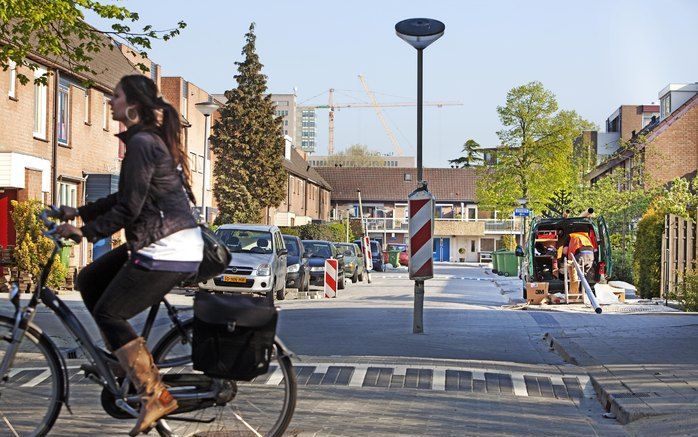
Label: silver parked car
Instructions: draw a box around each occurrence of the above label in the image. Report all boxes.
[199,224,288,301]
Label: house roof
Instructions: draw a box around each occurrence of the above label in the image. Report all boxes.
[18,28,139,93]
[284,148,332,190]
[315,167,477,202]
[586,92,698,180]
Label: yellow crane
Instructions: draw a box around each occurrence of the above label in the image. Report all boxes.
[313,79,462,155]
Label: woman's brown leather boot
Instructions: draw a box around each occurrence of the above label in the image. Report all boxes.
[114,337,178,436]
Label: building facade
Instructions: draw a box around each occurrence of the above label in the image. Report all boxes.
[0,39,140,271]
[296,106,317,153]
[316,167,518,262]
[587,83,698,188]
[309,155,416,168]
[270,93,296,142]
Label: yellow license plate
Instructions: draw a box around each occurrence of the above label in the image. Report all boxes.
[223,275,247,283]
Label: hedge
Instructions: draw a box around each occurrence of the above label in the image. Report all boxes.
[633,207,663,298]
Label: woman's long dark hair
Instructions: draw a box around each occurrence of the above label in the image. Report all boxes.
[118,74,192,189]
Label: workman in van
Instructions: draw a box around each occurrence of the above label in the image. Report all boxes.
[566,231,596,289]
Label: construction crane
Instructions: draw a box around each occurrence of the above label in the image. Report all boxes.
[313,81,462,155]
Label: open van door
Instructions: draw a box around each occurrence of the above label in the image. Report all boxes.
[523,217,538,281]
[597,215,612,278]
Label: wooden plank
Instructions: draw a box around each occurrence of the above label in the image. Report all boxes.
[668,215,676,295]
[661,214,668,299]
[678,216,686,281]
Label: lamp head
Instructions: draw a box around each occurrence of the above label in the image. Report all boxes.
[395,18,445,50]
[195,101,220,116]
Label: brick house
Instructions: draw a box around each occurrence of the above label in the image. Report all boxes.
[268,139,332,226]
[587,83,698,188]
[315,167,518,262]
[0,40,141,269]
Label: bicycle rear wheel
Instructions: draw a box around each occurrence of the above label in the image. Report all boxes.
[153,320,296,437]
[0,314,64,437]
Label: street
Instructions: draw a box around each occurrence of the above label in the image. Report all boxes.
[3,263,698,436]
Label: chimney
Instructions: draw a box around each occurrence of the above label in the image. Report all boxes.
[284,135,292,160]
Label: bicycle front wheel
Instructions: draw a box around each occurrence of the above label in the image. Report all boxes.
[0,314,64,437]
[153,320,297,437]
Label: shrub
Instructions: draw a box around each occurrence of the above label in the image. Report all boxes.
[10,200,67,288]
[610,233,634,282]
[675,270,698,312]
[278,226,300,237]
[633,207,663,298]
[501,234,517,251]
[296,222,353,242]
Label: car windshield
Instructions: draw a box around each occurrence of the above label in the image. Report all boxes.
[388,244,407,251]
[336,244,354,255]
[216,229,273,254]
[303,242,332,258]
[283,238,300,256]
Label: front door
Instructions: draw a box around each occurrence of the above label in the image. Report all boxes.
[433,238,450,262]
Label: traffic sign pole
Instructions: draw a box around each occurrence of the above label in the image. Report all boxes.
[357,189,371,284]
[408,183,435,334]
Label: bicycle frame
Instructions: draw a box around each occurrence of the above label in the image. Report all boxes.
[0,221,193,407]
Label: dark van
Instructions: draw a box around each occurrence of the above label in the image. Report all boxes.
[520,215,612,294]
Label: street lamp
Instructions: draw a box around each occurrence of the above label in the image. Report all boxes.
[395,18,445,182]
[195,101,220,223]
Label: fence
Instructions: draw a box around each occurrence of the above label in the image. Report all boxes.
[660,213,697,298]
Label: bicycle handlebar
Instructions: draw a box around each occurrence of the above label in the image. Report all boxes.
[40,207,82,244]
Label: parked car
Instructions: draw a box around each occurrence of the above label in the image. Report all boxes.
[354,239,385,272]
[283,234,310,292]
[302,240,345,290]
[335,242,365,283]
[383,243,409,267]
[199,224,288,301]
[519,214,612,295]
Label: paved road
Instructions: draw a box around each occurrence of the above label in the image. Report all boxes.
[6,263,690,436]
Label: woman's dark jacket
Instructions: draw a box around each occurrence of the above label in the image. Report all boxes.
[78,125,197,254]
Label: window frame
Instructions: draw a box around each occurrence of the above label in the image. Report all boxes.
[8,60,17,99]
[102,96,110,131]
[33,67,48,139]
[57,83,70,146]
[84,89,91,125]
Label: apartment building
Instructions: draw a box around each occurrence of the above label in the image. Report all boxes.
[0,40,141,269]
[296,106,317,153]
[316,167,518,262]
[309,155,415,168]
[270,93,296,141]
[587,83,698,188]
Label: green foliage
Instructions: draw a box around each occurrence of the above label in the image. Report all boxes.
[633,208,663,298]
[501,235,517,251]
[651,178,698,219]
[277,226,300,237]
[674,270,698,312]
[210,23,287,225]
[325,144,385,167]
[476,81,595,213]
[296,222,352,243]
[10,200,67,287]
[542,189,575,218]
[449,139,482,168]
[610,233,634,282]
[0,0,185,85]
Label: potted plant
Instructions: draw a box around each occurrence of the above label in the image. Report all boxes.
[458,247,466,262]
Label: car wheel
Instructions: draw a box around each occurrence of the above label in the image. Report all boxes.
[338,275,345,290]
[303,273,310,291]
[276,284,286,301]
[358,269,364,282]
[352,269,358,283]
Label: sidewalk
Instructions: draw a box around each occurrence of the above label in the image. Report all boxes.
[544,314,698,426]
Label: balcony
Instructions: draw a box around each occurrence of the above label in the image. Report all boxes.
[348,217,521,235]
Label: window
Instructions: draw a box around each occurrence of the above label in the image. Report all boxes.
[58,182,78,224]
[33,67,48,139]
[197,155,204,174]
[102,96,110,131]
[84,89,91,124]
[190,152,197,172]
[660,94,671,120]
[471,240,476,252]
[8,60,17,99]
[57,84,70,145]
[404,173,412,181]
[150,63,159,82]
[182,81,188,119]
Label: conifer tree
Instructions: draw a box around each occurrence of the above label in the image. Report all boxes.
[210,23,287,224]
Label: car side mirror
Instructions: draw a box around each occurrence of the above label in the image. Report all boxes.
[278,248,288,256]
[515,245,524,257]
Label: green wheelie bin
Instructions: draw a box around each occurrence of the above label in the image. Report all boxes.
[498,251,518,277]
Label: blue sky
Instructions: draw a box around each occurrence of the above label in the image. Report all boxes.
[87,0,698,167]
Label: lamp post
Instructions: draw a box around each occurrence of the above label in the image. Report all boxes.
[357,189,371,284]
[395,18,445,182]
[396,18,444,334]
[195,101,220,223]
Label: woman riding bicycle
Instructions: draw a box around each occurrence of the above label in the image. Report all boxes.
[54,74,203,436]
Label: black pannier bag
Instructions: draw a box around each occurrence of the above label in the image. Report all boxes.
[192,291,277,380]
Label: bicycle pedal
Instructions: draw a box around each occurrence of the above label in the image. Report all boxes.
[80,364,107,387]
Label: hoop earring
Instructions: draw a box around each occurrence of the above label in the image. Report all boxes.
[126,106,139,123]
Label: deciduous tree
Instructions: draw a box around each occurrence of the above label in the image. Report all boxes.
[325,144,385,167]
[0,0,185,84]
[210,23,286,224]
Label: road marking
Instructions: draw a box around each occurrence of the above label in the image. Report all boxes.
[348,366,368,387]
[21,369,51,387]
[432,369,446,391]
[511,374,528,396]
[265,367,284,386]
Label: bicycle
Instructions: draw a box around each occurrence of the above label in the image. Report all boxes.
[0,208,297,436]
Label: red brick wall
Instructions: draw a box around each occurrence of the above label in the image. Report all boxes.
[645,103,698,187]
[620,105,644,141]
